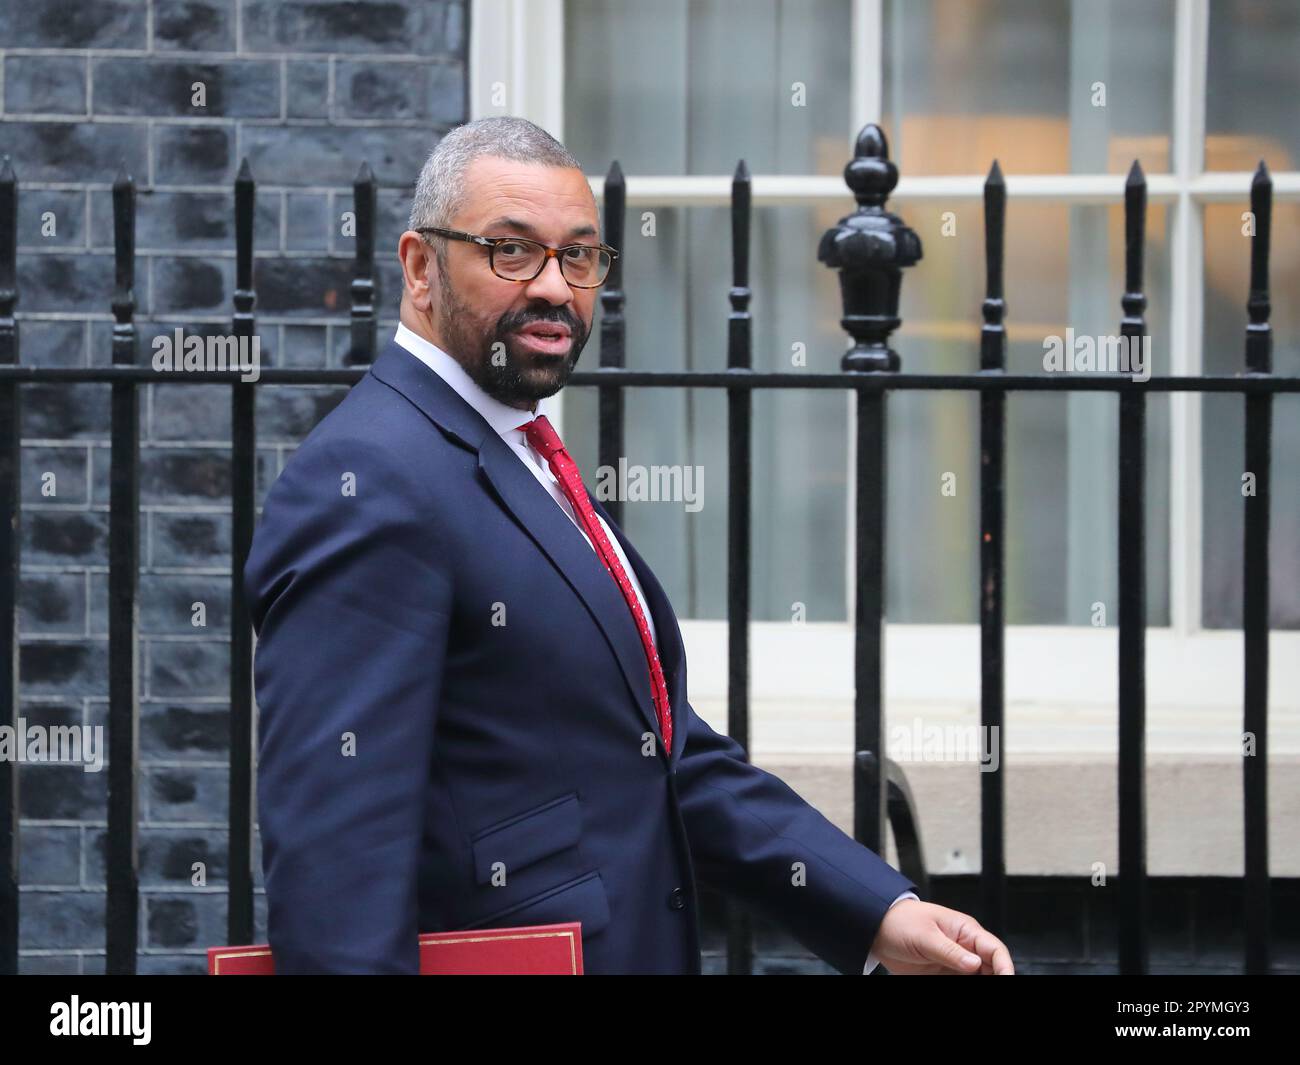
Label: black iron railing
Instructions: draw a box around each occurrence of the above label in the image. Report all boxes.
[0,123,1286,975]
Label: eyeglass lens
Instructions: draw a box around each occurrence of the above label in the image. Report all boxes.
[493,240,611,284]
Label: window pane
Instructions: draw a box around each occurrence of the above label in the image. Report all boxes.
[1206,0,1300,171]
[881,0,1175,175]
[1201,203,1300,628]
[564,0,853,177]
[892,201,1171,624]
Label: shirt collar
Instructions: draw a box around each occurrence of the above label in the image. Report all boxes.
[392,322,538,439]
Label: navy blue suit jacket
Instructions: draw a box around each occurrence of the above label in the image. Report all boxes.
[243,336,918,974]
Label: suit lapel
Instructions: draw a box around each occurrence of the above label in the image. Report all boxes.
[369,339,669,755]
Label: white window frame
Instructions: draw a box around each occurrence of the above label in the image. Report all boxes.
[470,0,1300,745]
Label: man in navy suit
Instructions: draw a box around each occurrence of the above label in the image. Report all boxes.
[244,116,1014,975]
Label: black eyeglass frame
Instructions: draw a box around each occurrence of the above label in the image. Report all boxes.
[415,226,619,288]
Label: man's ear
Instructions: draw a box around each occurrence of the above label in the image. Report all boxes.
[399,231,438,312]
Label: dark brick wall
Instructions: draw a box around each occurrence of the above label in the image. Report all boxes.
[5,0,467,973]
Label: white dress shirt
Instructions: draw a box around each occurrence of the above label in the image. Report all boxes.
[395,324,915,974]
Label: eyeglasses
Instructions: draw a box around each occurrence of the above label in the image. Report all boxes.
[416,226,618,288]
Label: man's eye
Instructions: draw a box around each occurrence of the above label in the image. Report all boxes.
[564,246,595,260]
[498,241,530,256]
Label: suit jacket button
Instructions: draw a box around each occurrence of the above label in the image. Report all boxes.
[668,887,686,910]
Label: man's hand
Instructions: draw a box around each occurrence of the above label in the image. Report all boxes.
[870,899,1015,975]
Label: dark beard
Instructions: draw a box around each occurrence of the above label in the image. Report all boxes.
[438,277,589,409]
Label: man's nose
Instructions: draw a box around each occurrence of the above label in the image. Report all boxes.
[523,254,575,305]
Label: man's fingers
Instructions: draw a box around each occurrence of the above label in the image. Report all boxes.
[927,930,982,973]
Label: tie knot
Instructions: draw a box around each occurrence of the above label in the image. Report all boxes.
[518,413,565,460]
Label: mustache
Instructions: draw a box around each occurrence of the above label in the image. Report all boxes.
[499,308,584,336]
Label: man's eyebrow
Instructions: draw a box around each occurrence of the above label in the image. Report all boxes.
[484,216,599,241]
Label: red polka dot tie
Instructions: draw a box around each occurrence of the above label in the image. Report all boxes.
[518,414,672,753]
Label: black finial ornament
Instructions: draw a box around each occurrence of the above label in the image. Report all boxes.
[818,124,922,372]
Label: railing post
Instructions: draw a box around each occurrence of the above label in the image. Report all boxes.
[819,124,921,862]
[725,159,753,976]
[348,162,377,365]
[0,156,20,976]
[228,159,257,947]
[1117,160,1149,975]
[106,164,141,974]
[1242,161,1272,975]
[978,160,1008,940]
[597,161,626,528]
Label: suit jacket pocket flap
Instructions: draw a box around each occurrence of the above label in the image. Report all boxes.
[471,792,581,886]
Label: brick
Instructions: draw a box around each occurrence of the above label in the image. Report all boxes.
[4,56,87,114]
[252,254,353,317]
[21,384,110,439]
[16,253,118,314]
[256,447,279,506]
[22,510,107,565]
[18,762,108,820]
[18,640,109,698]
[255,384,348,443]
[19,891,106,951]
[90,189,279,252]
[16,190,86,248]
[87,826,228,888]
[241,0,462,56]
[146,892,226,949]
[150,510,232,567]
[18,699,82,730]
[139,701,230,760]
[139,572,230,634]
[286,61,330,119]
[0,122,148,184]
[19,953,83,974]
[153,125,236,185]
[20,445,89,504]
[428,60,466,127]
[286,193,330,250]
[11,320,86,369]
[18,824,82,886]
[337,59,433,121]
[137,952,209,974]
[151,256,234,317]
[18,573,86,637]
[241,124,434,187]
[144,764,228,821]
[279,324,328,367]
[88,571,106,635]
[141,447,230,504]
[147,640,230,699]
[3,0,146,48]
[148,379,234,441]
[92,58,280,118]
[154,0,236,52]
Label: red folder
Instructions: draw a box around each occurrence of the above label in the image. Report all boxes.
[208,922,583,974]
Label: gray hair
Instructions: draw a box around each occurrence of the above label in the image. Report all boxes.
[408,116,584,268]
